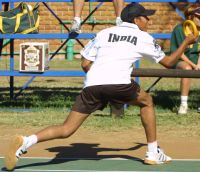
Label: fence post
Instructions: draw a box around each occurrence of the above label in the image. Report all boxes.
[66,39,75,61]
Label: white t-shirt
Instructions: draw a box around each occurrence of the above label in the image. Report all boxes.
[80,22,165,88]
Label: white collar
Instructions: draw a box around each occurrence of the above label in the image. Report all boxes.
[119,22,139,29]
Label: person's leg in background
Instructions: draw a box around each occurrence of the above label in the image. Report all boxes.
[71,0,85,33]
[71,0,124,32]
[176,61,192,114]
[112,0,124,26]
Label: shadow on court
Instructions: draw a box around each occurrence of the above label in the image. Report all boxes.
[1,142,146,171]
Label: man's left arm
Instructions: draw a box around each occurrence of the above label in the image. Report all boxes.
[80,36,99,73]
[81,58,93,73]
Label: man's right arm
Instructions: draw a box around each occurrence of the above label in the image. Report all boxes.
[159,34,198,68]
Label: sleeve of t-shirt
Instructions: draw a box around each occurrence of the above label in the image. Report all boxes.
[137,33,165,63]
[80,35,99,62]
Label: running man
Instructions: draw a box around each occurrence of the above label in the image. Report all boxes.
[5,3,197,171]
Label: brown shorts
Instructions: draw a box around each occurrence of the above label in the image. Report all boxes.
[72,80,140,114]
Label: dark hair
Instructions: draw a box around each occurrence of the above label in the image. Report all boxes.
[184,3,200,19]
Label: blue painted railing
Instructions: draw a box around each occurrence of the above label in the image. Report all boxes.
[0,70,85,77]
[0,33,171,39]
[1,0,199,2]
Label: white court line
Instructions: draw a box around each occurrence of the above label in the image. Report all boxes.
[13,169,174,172]
[173,159,200,161]
[0,156,200,161]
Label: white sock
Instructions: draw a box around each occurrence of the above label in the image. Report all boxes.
[25,135,38,149]
[116,16,121,20]
[74,17,81,24]
[147,141,158,153]
[180,96,188,106]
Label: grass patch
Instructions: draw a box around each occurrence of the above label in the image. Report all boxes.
[0,107,199,137]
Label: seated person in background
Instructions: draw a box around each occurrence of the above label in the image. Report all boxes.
[71,0,124,33]
[170,4,200,114]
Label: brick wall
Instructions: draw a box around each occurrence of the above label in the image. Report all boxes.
[4,2,190,59]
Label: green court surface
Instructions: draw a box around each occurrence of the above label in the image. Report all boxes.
[0,157,200,172]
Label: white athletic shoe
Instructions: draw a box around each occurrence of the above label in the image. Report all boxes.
[70,19,81,33]
[115,17,123,26]
[197,107,200,113]
[178,104,188,114]
[5,135,28,171]
[144,147,172,165]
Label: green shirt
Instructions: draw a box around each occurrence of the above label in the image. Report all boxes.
[170,23,200,65]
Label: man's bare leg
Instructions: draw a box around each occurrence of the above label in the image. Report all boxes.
[36,111,89,142]
[129,88,171,164]
[130,89,156,143]
[5,111,89,170]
